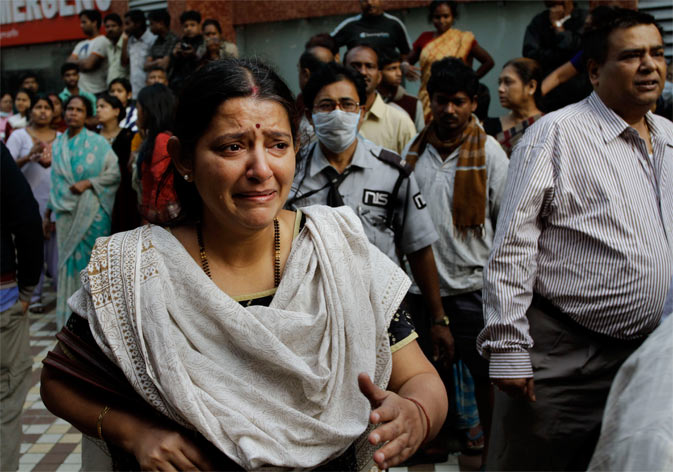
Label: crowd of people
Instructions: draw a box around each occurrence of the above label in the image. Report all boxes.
[1,0,672,471]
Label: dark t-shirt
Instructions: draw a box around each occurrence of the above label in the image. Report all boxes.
[331,13,411,54]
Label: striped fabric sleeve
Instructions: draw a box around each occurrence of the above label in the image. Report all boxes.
[489,351,534,378]
[477,120,556,378]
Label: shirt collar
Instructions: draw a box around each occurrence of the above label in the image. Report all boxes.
[365,93,386,121]
[308,137,372,178]
[589,91,673,146]
[588,92,631,144]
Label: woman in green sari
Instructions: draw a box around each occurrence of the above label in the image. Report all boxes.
[44,95,120,328]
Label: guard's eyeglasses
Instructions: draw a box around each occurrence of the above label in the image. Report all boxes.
[314,99,360,113]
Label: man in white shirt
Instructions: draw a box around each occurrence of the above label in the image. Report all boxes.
[122,10,156,98]
[478,8,672,470]
[67,9,109,95]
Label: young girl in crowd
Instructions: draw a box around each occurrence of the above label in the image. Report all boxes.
[134,83,179,223]
[6,94,60,312]
[96,93,140,233]
[48,93,68,133]
[108,78,138,132]
[0,92,13,141]
[5,88,33,139]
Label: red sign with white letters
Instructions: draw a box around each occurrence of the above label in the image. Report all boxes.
[0,0,112,47]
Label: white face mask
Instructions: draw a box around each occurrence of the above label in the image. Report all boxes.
[311,109,360,153]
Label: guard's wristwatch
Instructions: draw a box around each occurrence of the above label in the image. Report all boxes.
[433,315,450,327]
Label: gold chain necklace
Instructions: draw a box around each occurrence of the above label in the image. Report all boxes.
[197,218,281,288]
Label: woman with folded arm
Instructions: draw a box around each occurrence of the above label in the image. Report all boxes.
[41,58,447,471]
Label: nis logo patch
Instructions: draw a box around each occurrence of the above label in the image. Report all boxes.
[363,189,390,207]
[413,192,427,209]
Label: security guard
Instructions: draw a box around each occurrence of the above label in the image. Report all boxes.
[287,62,452,354]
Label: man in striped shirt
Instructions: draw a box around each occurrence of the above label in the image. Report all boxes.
[477,7,672,470]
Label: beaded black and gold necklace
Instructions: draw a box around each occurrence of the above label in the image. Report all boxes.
[196,218,281,288]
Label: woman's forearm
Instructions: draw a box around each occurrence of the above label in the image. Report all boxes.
[40,363,144,452]
[396,371,448,441]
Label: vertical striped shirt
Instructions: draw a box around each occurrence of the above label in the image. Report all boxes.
[477,92,673,378]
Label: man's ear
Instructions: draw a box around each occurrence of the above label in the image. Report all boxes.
[587,58,600,88]
[167,136,192,179]
[357,106,366,131]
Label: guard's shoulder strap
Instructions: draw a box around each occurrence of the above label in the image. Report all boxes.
[371,147,412,177]
[370,148,411,230]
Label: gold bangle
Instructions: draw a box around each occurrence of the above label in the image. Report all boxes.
[97,405,111,441]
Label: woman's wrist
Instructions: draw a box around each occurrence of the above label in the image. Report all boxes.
[404,396,430,444]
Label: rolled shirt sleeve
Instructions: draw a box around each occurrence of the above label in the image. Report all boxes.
[476,123,555,379]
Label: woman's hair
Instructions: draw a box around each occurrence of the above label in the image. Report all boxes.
[202,18,222,34]
[28,93,55,116]
[164,58,297,226]
[64,94,93,118]
[109,77,133,94]
[502,57,543,108]
[136,84,175,176]
[97,93,126,123]
[302,62,367,111]
[428,1,458,22]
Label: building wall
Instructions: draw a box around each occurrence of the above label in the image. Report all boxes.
[236,1,594,117]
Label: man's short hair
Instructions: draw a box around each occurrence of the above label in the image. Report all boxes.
[343,42,381,69]
[148,9,171,27]
[149,65,168,74]
[583,6,662,66]
[302,62,367,111]
[379,47,402,68]
[19,71,39,84]
[103,13,122,26]
[61,63,79,76]
[305,33,339,56]
[202,19,222,34]
[180,10,201,24]
[427,57,479,99]
[79,9,102,29]
[299,50,326,74]
[125,9,146,26]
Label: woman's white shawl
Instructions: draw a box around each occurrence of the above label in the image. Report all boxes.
[68,205,411,469]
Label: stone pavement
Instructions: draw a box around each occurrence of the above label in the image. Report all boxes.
[19,309,82,472]
[18,294,464,472]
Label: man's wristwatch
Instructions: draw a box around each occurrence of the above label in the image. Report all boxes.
[433,315,450,327]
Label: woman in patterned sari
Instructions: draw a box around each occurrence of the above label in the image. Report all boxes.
[43,95,120,328]
[407,1,494,122]
[40,59,448,471]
